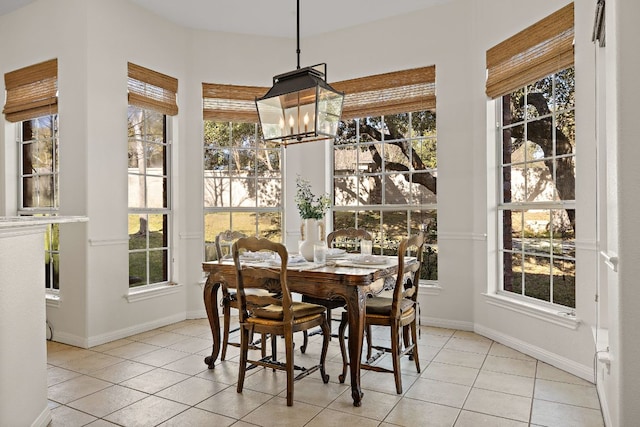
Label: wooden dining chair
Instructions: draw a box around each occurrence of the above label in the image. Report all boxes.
[233,236,330,406]
[337,232,425,394]
[215,230,270,361]
[300,227,373,353]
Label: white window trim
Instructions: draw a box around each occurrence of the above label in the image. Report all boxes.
[126,282,182,303]
[483,292,579,330]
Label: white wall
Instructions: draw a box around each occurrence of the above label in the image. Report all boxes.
[4,0,632,422]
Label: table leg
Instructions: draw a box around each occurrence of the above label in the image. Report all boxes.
[203,273,221,369]
[344,287,366,406]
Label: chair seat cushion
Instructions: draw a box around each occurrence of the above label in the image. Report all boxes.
[252,301,326,320]
[365,297,414,316]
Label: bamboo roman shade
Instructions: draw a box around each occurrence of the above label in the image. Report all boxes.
[127,62,178,116]
[486,2,574,99]
[202,83,268,123]
[202,65,436,124]
[332,66,436,120]
[3,58,58,122]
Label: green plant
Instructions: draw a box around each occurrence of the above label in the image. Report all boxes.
[295,176,330,220]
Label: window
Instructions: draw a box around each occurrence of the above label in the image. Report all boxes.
[498,67,576,308]
[127,63,177,287]
[201,83,283,261]
[487,4,576,308]
[331,66,438,281]
[19,115,60,291]
[3,59,59,291]
[203,121,283,261]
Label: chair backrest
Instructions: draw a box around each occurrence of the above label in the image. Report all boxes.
[391,232,426,318]
[215,230,248,262]
[327,227,372,252]
[232,236,293,323]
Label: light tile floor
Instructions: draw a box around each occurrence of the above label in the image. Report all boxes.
[46,318,605,426]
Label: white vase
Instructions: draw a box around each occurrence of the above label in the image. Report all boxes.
[299,218,324,261]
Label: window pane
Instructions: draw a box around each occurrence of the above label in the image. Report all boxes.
[231,178,256,207]
[505,163,525,203]
[360,175,382,205]
[554,157,575,201]
[553,259,575,308]
[204,212,230,262]
[551,209,575,257]
[412,137,437,169]
[412,172,437,204]
[22,176,55,208]
[149,249,168,284]
[334,176,358,206]
[230,212,256,237]
[204,177,229,208]
[258,212,282,241]
[384,143,411,168]
[257,178,281,208]
[147,214,167,249]
[382,210,408,255]
[523,209,551,256]
[128,214,146,250]
[129,252,147,287]
[523,255,551,302]
[146,143,166,168]
[333,211,356,231]
[146,176,166,208]
[386,173,411,205]
[334,144,359,175]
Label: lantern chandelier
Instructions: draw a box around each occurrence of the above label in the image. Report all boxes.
[255,0,345,146]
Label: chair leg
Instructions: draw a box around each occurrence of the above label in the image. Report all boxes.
[338,311,349,383]
[221,304,231,361]
[236,325,249,394]
[366,324,373,360]
[261,333,267,358]
[391,324,403,394]
[410,320,421,373]
[284,327,295,406]
[319,314,331,383]
[301,330,308,353]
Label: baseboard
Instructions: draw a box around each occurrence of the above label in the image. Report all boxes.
[87,313,187,347]
[50,313,187,348]
[596,376,613,427]
[421,315,474,332]
[474,323,594,383]
[31,406,51,427]
[186,309,208,320]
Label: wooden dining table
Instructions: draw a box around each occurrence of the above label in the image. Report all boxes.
[201,254,416,407]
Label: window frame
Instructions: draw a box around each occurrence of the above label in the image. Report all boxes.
[496,67,576,309]
[17,114,60,293]
[332,112,438,283]
[127,106,173,289]
[203,121,284,261]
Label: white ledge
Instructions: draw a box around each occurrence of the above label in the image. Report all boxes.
[0,215,87,228]
[483,293,580,330]
[45,292,60,308]
[420,282,442,296]
[126,282,182,303]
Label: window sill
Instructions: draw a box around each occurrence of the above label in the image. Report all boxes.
[45,292,60,308]
[126,282,182,303]
[420,281,441,296]
[483,293,580,330]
